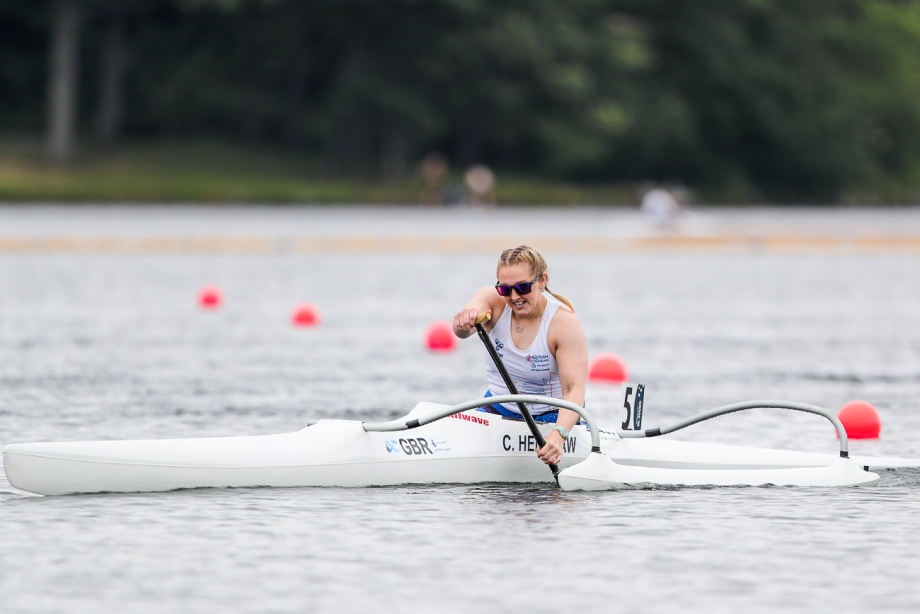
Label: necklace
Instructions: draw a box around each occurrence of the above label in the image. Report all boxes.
[512,296,545,333]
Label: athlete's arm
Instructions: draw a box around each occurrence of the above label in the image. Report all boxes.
[453,286,504,339]
[537,309,588,465]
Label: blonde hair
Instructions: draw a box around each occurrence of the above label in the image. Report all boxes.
[497,245,575,313]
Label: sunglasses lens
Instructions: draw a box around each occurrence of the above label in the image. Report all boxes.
[496,282,534,296]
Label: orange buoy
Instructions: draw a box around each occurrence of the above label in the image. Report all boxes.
[838,400,881,439]
[198,286,222,309]
[425,321,457,352]
[291,303,321,327]
[588,352,628,383]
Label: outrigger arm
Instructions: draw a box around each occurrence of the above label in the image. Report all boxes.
[618,399,852,458]
[363,395,853,459]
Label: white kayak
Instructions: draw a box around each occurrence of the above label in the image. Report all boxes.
[3,395,918,496]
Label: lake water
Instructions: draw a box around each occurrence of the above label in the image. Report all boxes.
[2,205,920,613]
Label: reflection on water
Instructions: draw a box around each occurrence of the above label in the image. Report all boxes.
[2,207,920,613]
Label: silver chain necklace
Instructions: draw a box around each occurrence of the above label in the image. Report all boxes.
[513,295,545,333]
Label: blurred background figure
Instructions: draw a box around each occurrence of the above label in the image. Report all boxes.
[464,164,496,206]
[418,152,449,205]
[640,186,682,233]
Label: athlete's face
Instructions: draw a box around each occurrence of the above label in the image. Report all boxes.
[496,264,544,318]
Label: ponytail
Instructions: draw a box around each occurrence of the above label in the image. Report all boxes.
[546,288,575,313]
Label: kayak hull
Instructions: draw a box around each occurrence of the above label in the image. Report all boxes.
[1,403,898,496]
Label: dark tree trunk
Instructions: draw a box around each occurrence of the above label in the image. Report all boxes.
[283,2,311,149]
[329,115,372,174]
[241,1,266,143]
[327,44,373,173]
[454,117,483,167]
[95,6,126,148]
[380,131,410,179]
[46,0,82,165]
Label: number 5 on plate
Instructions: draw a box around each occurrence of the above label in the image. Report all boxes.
[620,383,645,431]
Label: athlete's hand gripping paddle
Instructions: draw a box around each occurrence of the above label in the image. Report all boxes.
[473,312,560,483]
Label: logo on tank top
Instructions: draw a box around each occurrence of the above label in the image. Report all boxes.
[494,338,504,358]
[527,354,550,371]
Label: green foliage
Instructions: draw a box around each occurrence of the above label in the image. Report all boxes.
[614,0,920,200]
[4,0,920,202]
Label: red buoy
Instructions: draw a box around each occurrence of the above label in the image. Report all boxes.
[292,303,320,327]
[198,286,222,309]
[588,353,628,383]
[425,321,457,352]
[838,400,881,439]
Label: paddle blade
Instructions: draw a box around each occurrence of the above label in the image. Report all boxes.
[558,452,629,491]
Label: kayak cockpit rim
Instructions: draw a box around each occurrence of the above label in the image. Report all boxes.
[362,394,602,452]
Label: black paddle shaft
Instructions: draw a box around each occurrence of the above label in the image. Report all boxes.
[475,321,560,480]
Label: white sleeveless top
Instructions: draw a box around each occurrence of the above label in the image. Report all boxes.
[483,296,564,415]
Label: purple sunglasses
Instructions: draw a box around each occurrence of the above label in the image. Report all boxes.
[495,275,541,297]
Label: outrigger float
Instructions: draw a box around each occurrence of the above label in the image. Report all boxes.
[4,393,920,496]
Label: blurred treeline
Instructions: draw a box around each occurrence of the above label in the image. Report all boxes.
[4,0,920,202]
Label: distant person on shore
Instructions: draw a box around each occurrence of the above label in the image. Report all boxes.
[418,152,449,205]
[464,164,496,206]
[452,245,587,467]
[640,186,682,232]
